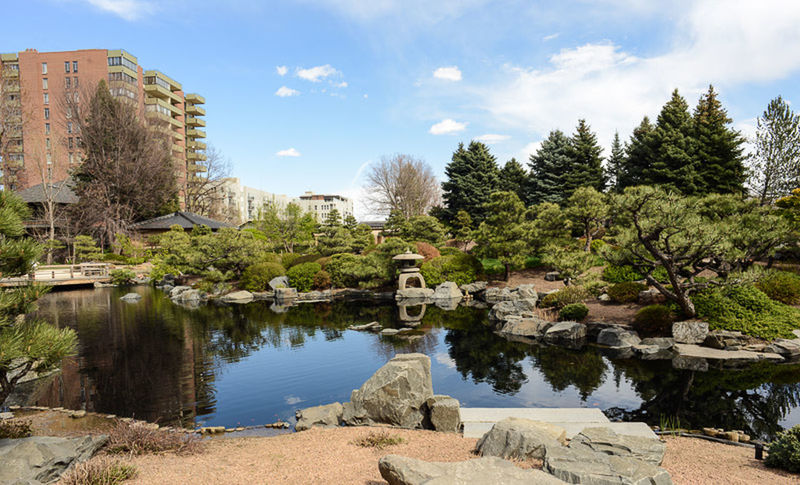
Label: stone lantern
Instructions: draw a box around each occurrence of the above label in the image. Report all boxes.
[392,250,426,290]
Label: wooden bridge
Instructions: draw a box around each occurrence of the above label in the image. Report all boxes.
[0,263,111,288]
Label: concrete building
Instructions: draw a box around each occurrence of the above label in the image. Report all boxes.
[0,48,206,197]
[219,177,291,224]
[296,191,354,223]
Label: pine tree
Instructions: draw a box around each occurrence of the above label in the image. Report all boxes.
[499,158,529,202]
[642,89,700,194]
[527,130,573,205]
[619,116,655,189]
[324,208,341,227]
[565,119,605,194]
[750,96,800,204]
[693,85,746,194]
[441,141,501,224]
[606,131,626,192]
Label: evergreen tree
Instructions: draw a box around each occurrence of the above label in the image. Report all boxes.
[343,214,358,231]
[619,116,655,189]
[473,191,532,280]
[441,141,501,224]
[642,89,700,194]
[749,96,800,204]
[324,208,341,227]
[527,130,573,205]
[565,119,605,194]
[606,131,626,192]
[453,210,473,251]
[499,158,529,202]
[692,85,746,194]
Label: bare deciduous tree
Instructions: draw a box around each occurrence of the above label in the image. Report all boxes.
[28,143,72,263]
[0,62,26,190]
[184,145,234,220]
[364,154,440,218]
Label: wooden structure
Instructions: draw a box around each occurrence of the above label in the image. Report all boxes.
[0,263,111,288]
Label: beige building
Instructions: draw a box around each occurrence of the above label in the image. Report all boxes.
[296,191,354,223]
[219,178,291,224]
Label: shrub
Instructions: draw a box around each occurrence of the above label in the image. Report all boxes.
[286,253,321,269]
[351,430,405,449]
[765,425,800,473]
[287,262,322,293]
[438,246,462,256]
[607,282,647,303]
[602,264,643,283]
[559,303,589,321]
[415,241,440,262]
[420,252,482,287]
[524,255,544,269]
[240,262,286,292]
[590,239,608,255]
[756,271,800,305]
[106,421,201,455]
[693,284,800,340]
[481,258,505,276]
[540,286,591,309]
[326,253,384,289]
[60,458,137,485]
[632,305,674,337]
[109,269,136,286]
[313,270,331,289]
[279,252,300,268]
[0,419,32,439]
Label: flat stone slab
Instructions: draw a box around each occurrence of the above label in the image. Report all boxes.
[379,454,566,485]
[460,407,609,424]
[674,343,784,363]
[463,421,657,440]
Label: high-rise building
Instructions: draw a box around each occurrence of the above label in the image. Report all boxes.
[0,48,206,198]
[296,191,354,223]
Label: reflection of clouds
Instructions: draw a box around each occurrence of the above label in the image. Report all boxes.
[285,395,303,405]
[434,352,456,369]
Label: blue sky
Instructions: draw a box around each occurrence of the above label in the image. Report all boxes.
[6,0,800,217]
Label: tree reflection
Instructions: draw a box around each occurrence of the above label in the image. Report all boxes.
[531,345,607,401]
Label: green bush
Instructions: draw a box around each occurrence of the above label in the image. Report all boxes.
[280,252,300,268]
[109,268,136,286]
[285,253,321,269]
[420,252,482,286]
[481,258,505,276]
[590,239,608,255]
[524,255,544,269]
[756,271,800,305]
[240,262,286,292]
[313,270,331,289]
[765,425,800,473]
[693,284,800,340]
[326,253,384,289]
[559,303,589,321]
[287,262,322,293]
[607,282,647,303]
[602,264,643,283]
[438,246,463,257]
[632,304,674,337]
[540,286,591,309]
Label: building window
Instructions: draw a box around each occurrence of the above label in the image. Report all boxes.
[42,78,48,90]
[43,93,49,104]
[41,62,47,74]
[76,136,81,148]
[47,166,52,179]
[45,123,50,135]
[67,122,73,134]
[64,61,70,73]
[69,153,74,164]
[46,152,52,164]
[73,76,79,88]
[107,56,137,71]
[68,137,73,149]
[65,77,71,89]
[144,76,170,90]
[44,107,50,119]
[46,138,51,149]
[108,71,137,85]
[73,61,78,73]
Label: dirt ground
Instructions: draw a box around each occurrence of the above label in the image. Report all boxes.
[51,427,799,485]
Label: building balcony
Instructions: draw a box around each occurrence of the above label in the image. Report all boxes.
[1,69,19,79]
[145,110,172,124]
[172,143,184,152]
[188,163,208,172]
[3,83,20,93]
[186,116,205,127]
[186,129,206,139]
[145,97,182,115]
[185,104,205,116]
[185,93,205,104]
[187,151,207,161]
[7,145,23,154]
[186,141,207,150]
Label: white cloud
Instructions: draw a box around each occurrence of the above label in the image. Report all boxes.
[296,64,339,82]
[276,65,288,76]
[518,141,543,161]
[542,33,559,41]
[433,66,462,81]
[275,86,300,97]
[363,94,369,99]
[474,133,510,144]
[429,119,467,135]
[81,0,154,20]
[276,148,301,157]
[335,81,348,88]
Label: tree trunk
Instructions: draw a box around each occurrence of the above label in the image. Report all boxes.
[504,262,510,281]
[664,264,696,317]
[584,223,592,252]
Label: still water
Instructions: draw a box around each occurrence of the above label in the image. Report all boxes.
[29,286,800,440]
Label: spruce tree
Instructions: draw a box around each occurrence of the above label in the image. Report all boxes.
[693,85,746,194]
[565,119,606,194]
[642,89,700,194]
[527,130,573,205]
[749,96,800,204]
[499,158,529,203]
[619,116,655,189]
[606,131,626,192]
[441,141,501,224]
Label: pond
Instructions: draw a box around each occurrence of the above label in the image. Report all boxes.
[27,286,800,440]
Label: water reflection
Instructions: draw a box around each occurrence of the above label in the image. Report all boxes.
[27,286,800,439]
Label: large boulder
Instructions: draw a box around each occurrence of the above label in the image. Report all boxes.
[597,327,641,348]
[476,417,566,460]
[432,282,462,301]
[488,299,537,322]
[269,276,290,291]
[634,338,675,360]
[221,290,254,303]
[703,330,749,350]
[569,427,666,465]
[0,435,108,485]
[484,287,515,303]
[175,288,204,302]
[672,320,708,344]
[424,395,460,433]
[295,402,343,431]
[169,285,192,299]
[459,281,487,295]
[275,287,298,300]
[378,455,566,485]
[342,353,433,428]
[545,445,672,485]
[119,292,141,302]
[543,322,587,345]
[498,317,553,339]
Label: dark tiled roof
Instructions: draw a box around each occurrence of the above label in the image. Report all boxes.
[362,220,386,230]
[17,179,78,204]
[132,211,234,230]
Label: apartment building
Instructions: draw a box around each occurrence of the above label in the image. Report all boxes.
[296,191,354,223]
[0,48,206,197]
[219,177,292,224]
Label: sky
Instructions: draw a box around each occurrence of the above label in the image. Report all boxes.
[5,0,800,218]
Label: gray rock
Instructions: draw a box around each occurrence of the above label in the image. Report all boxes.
[378,455,566,485]
[543,321,587,344]
[381,328,400,336]
[498,317,553,339]
[476,417,566,460]
[0,435,108,485]
[597,327,641,348]
[515,284,538,300]
[672,354,709,372]
[342,353,433,428]
[221,290,254,303]
[169,285,192,299]
[674,343,783,366]
[598,293,611,303]
[488,299,537,321]
[459,281,487,295]
[251,291,275,300]
[349,321,382,331]
[484,287,515,303]
[175,288,203,302]
[640,337,674,349]
[638,289,666,305]
[545,271,561,282]
[396,288,435,300]
[545,445,672,485]
[703,330,747,350]
[672,320,709,344]
[269,276,290,291]
[424,395,460,433]
[569,427,666,465]
[768,339,800,359]
[295,402,343,431]
[119,292,141,302]
[275,287,298,300]
[432,282,462,300]
[633,344,673,360]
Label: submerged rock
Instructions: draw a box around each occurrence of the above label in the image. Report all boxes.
[221,290,254,303]
[119,292,141,302]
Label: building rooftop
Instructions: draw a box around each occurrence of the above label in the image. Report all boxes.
[132,211,234,231]
[17,179,78,205]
